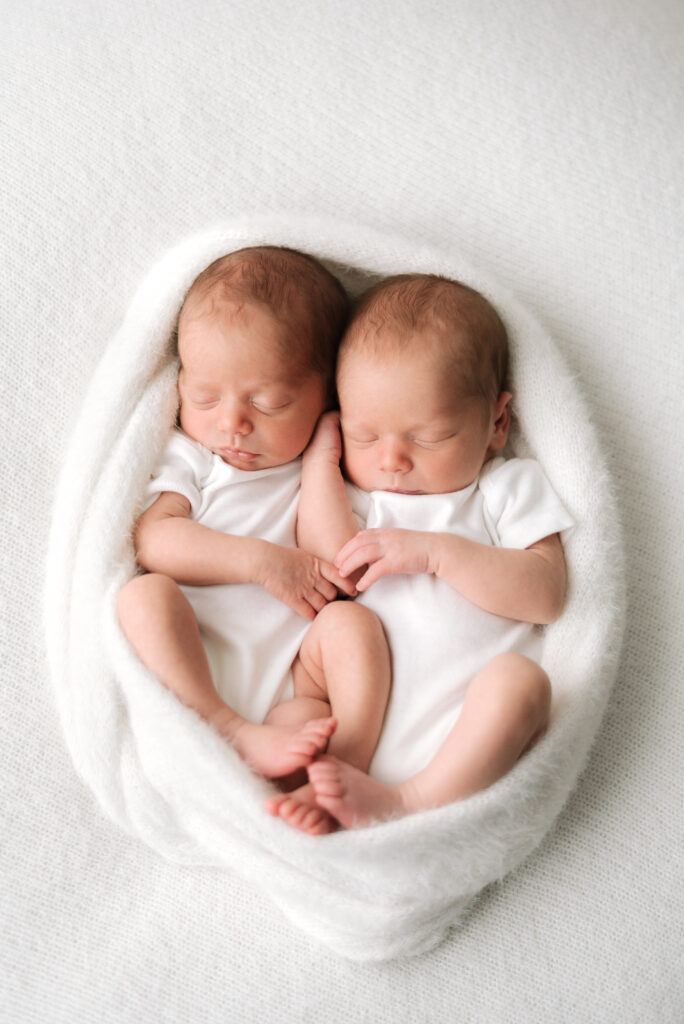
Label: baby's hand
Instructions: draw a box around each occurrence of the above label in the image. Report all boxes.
[259,545,356,619]
[303,411,342,467]
[335,529,433,591]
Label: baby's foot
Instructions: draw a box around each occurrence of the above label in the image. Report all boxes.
[265,782,338,836]
[212,711,337,778]
[307,756,409,829]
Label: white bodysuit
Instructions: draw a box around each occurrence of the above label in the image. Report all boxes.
[347,457,575,785]
[147,429,308,723]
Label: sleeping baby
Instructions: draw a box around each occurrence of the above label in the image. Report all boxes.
[267,273,574,833]
[117,246,390,805]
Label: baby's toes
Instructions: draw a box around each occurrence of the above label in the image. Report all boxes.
[308,762,345,798]
[307,716,337,739]
[264,793,286,817]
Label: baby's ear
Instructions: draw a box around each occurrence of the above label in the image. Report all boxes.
[489,391,512,452]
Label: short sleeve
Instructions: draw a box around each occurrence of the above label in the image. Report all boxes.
[146,429,211,518]
[479,457,575,550]
[345,482,371,529]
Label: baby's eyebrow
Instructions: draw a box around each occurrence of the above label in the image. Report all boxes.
[183,380,219,391]
[340,419,373,431]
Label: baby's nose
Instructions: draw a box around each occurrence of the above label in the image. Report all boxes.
[219,400,252,435]
[379,439,411,473]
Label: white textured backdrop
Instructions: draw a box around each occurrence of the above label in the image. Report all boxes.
[2,1,683,1021]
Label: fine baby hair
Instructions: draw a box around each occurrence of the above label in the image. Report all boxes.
[179,245,349,394]
[339,272,509,409]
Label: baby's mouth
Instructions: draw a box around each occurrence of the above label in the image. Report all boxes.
[217,446,258,463]
[383,475,422,495]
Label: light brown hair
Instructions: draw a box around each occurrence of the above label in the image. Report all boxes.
[179,246,349,394]
[339,273,508,407]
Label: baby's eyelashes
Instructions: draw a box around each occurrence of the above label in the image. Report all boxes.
[189,393,220,407]
[250,398,293,414]
[344,433,455,448]
[183,392,293,414]
[411,434,454,448]
[345,436,379,447]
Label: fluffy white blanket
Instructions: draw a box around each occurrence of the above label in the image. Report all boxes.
[44,216,625,961]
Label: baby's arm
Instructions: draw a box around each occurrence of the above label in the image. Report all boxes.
[335,529,567,625]
[297,412,360,562]
[135,490,354,620]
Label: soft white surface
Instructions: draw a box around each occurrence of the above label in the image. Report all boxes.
[3,0,683,1019]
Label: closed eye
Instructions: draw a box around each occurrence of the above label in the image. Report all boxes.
[189,394,220,408]
[346,435,378,446]
[412,434,455,448]
[251,398,293,415]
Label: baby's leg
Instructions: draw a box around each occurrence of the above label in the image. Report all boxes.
[295,601,391,768]
[265,601,391,834]
[309,652,551,829]
[116,574,334,778]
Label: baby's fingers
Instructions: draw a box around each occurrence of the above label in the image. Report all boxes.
[319,561,356,598]
[314,573,339,603]
[355,559,390,592]
[335,531,376,564]
[291,597,317,621]
[335,539,380,579]
[308,588,330,613]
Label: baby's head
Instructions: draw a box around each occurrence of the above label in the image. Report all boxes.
[176,245,348,470]
[337,274,511,495]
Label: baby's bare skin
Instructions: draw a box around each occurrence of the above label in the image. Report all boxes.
[305,653,552,828]
[265,782,337,836]
[307,757,411,828]
[211,711,337,779]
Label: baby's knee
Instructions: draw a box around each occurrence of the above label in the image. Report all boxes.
[483,653,551,725]
[116,572,177,625]
[316,599,384,641]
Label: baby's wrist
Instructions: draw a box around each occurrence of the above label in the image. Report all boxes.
[250,538,275,586]
[425,533,445,577]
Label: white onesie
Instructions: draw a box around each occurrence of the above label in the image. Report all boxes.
[347,457,575,785]
[146,429,309,723]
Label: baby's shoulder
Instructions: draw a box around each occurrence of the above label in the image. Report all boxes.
[478,456,574,549]
[478,455,541,491]
[478,456,549,520]
[158,428,215,481]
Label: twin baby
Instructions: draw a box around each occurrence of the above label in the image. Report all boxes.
[117,246,573,836]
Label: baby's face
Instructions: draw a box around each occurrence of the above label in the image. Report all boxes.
[338,345,507,495]
[177,298,326,471]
